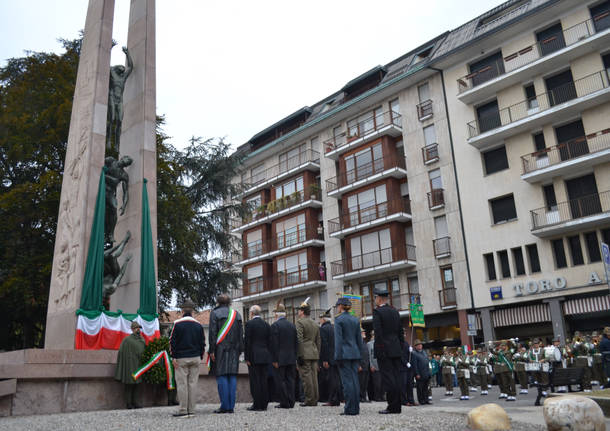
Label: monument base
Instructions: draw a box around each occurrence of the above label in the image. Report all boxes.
[0,349,251,417]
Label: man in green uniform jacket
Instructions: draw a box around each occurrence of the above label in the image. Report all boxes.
[296,299,321,406]
[115,320,146,408]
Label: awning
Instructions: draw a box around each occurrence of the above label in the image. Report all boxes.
[563,294,610,315]
[492,303,550,327]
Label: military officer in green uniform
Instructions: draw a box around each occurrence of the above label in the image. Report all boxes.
[572,335,593,392]
[296,298,321,406]
[513,343,529,394]
[115,320,146,409]
[455,350,470,400]
[440,347,454,396]
[491,341,516,401]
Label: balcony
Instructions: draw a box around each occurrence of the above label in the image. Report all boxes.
[467,70,610,150]
[240,149,320,197]
[422,143,439,165]
[231,190,322,233]
[326,154,407,198]
[457,16,610,105]
[416,99,433,121]
[438,287,457,309]
[360,292,421,320]
[323,110,403,160]
[427,188,445,210]
[433,236,451,259]
[330,245,416,281]
[521,129,610,183]
[530,190,610,237]
[240,264,326,301]
[236,228,324,267]
[328,198,412,239]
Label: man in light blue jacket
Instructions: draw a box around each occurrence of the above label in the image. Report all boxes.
[334,297,363,415]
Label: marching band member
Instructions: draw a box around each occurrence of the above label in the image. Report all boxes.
[473,348,489,395]
[456,349,470,400]
[513,344,529,394]
[591,332,604,387]
[491,341,516,401]
[528,338,549,397]
[440,347,455,396]
[572,334,593,392]
[466,350,478,392]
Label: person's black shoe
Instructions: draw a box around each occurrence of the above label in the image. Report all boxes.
[247,406,256,411]
[226,409,234,413]
[299,402,316,407]
[340,412,358,415]
[379,409,400,414]
[213,408,227,414]
[173,412,189,418]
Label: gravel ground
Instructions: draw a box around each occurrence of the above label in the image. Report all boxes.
[0,402,546,431]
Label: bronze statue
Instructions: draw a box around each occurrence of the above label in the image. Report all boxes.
[103,230,133,304]
[104,155,133,244]
[106,46,133,151]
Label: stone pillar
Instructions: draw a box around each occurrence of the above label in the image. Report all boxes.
[544,297,566,343]
[457,309,470,348]
[110,0,157,313]
[45,0,115,349]
[480,307,495,343]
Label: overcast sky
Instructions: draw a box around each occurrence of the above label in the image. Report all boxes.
[1,0,503,150]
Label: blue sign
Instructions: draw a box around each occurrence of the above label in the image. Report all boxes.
[490,286,503,300]
[602,242,610,265]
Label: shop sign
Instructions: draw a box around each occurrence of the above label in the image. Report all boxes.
[512,272,602,297]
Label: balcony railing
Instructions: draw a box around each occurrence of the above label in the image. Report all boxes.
[417,99,433,120]
[330,244,416,277]
[422,143,439,164]
[326,154,406,193]
[361,292,421,317]
[521,129,610,174]
[530,190,610,230]
[275,227,323,250]
[467,70,610,138]
[438,287,457,307]
[433,236,451,258]
[241,149,320,189]
[427,188,444,209]
[324,110,402,153]
[242,264,326,296]
[328,197,411,234]
[457,16,606,93]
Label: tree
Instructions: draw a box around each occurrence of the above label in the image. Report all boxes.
[0,38,245,350]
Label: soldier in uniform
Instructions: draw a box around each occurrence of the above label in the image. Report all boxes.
[372,285,404,414]
[571,334,593,392]
[115,320,146,409]
[466,350,478,392]
[455,349,470,400]
[473,348,489,395]
[440,347,455,396]
[296,298,321,406]
[491,341,516,401]
[591,332,604,387]
[513,343,529,394]
[318,309,340,406]
[528,338,549,397]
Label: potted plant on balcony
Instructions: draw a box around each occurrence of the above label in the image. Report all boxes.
[290,191,300,205]
[266,199,277,214]
[255,204,266,219]
[308,184,320,200]
[278,196,288,210]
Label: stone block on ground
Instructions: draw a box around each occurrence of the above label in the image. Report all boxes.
[543,394,606,431]
[467,403,510,431]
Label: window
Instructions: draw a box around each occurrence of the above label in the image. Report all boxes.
[440,266,456,306]
[602,228,610,247]
[512,247,526,276]
[567,235,584,266]
[526,243,541,273]
[247,194,262,212]
[484,253,497,281]
[543,184,557,211]
[555,119,587,161]
[441,266,455,289]
[277,251,308,286]
[391,278,402,310]
[319,290,328,310]
[423,125,436,146]
[429,168,442,190]
[585,231,602,263]
[603,52,610,72]
[250,163,266,184]
[434,216,448,238]
[347,184,387,226]
[545,69,576,106]
[476,100,501,133]
[347,106,384,138]
[591,0,610,32]
[345,143,383,183]
[275,176,304,199]
[483,145,509,175]
[247,265,263,293]
[534,132,546,152]
[361,284,372,315]
[498,250,511,278]
[490,194,517,224]
[469,52,505,87]
[276,213,306,248]
[350,229,391,270]
[551,239,568,268]
[525,84,538,110]
[536,23,566,56]
[390,98,400,116]
[246,229,263,257]
[418,83,430,102]
[411,46,433,66]
[407,274,420,304]
[279,143,307,172]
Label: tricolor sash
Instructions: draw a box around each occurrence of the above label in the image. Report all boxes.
[132,350,175,390]
[216,308,237,345]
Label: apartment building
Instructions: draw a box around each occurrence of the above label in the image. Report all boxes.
[228,0,610,347]
[434,0,610,342]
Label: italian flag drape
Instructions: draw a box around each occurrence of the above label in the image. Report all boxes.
[75,172,159,350]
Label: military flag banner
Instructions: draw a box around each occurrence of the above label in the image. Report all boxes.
[409,303,425,327]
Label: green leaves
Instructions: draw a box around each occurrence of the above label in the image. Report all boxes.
[140,336,171,385]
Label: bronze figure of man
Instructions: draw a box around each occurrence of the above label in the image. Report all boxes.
[106,46,133,151]
[104,155,133,244]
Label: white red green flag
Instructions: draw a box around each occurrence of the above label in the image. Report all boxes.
[75,310,160,350]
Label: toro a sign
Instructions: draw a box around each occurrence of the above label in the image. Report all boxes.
[512,272,603,297]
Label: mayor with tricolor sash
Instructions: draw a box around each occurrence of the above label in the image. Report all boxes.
[208,294,244,414]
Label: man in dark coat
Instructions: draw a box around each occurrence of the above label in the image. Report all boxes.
[244,305,272,411]
[400,336,416,406]
[412,339,431,405]
[373,286,404,414]
[115,320,146,409]
[601,326,610,388]
[359,330,370,402]
[170,300,206,417]
[318,309,340,406]
[270,303,298,408]
[208,294,243,414]
[334,297,363,416]
[367,332,383,401]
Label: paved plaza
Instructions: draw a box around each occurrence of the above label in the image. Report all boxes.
[6,385,608,431]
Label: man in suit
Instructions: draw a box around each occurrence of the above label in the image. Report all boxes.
[359,330,370,402]
[373,286,404,414]
[296,298,321,406]
[334,297,363,416]
[270,303,298,408]
[401,336,416,406]
[318,309,340,406]
[244,305,272,411]
[411,339,431,405]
